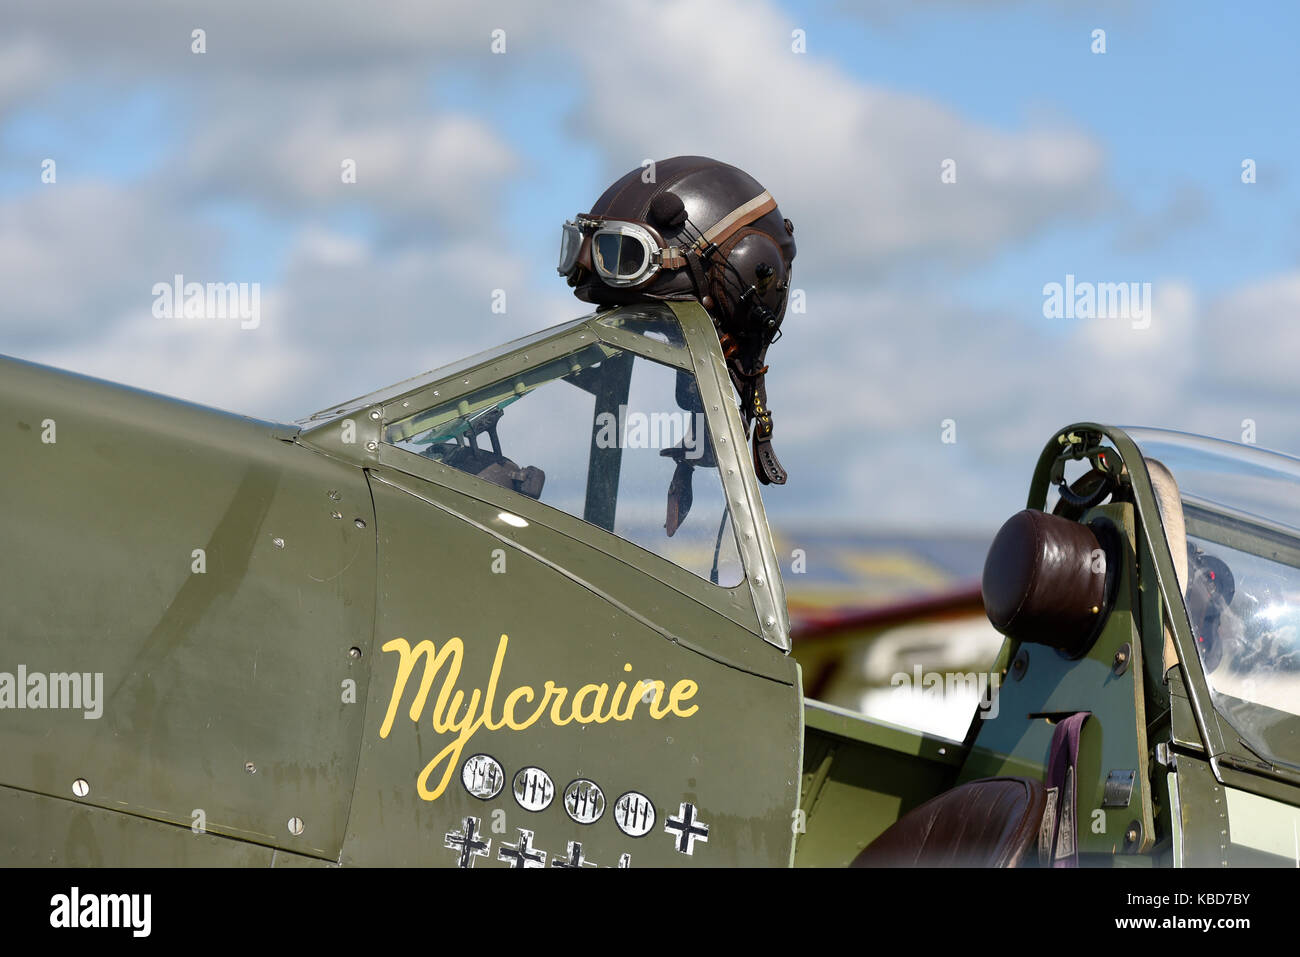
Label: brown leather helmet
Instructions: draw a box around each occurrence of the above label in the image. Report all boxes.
[558,156,797,484]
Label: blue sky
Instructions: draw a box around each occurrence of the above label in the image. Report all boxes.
[2,0,1298,532]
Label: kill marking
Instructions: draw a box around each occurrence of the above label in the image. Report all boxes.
[461,753,504,800]
[613,791,656,838]
[563,779,606,824]
[513,766,555,812]
[445,816,491,868]
[498,828,547,868]
[665,802,709,855]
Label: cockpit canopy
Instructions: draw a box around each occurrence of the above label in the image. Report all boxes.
[297,301,790,649]
[1129,427,1300,769]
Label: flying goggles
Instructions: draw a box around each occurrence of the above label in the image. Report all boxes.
[558,190,777,289]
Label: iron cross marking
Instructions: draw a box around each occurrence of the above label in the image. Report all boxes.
[498,828,547,868]
[552,840,597,868]
[664,802,709,855]
[445,816,491,869]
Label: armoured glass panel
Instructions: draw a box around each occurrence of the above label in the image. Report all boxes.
[595,306,689,350]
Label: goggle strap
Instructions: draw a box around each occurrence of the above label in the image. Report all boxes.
[659,247,687,269]
[692,190,777,252]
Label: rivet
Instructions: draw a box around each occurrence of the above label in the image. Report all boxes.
[755,576,764,586]
[354,518,366,529]
[348,646,362,660]
[365,441,378,452]
[287,817,304,836]
[370,410,380,420]
[71,778,89,798]
[764,615,777,627]
[1011,648,1030,681]
[272,537,285,549]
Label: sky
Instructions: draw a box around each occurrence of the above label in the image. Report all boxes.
[3,0,1299,534]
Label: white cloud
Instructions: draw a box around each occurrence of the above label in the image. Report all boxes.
[1201,272,1300,396]
[0,35,53,119]
[0,182,223,345]
[567,0,1106,277]
[180,103,519,223]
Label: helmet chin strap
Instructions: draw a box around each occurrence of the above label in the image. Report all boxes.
[673,200,789,486]
[719,296,787,486]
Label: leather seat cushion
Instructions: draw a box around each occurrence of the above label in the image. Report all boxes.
[851,776,1047,868]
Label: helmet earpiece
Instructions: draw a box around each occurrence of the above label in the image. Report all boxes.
[649,192,688,231]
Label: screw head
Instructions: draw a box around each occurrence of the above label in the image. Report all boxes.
[354,518,366,529]
[1011,648,1030,681]
[72,778,89,797]
[245,761,257,774]
[272,537,285,549]
[287,817,304,836]
[348,646,362,660]
[330,510,342,520]
[327,490,341,501]
[365,441,378,452]
[369,410,381,420]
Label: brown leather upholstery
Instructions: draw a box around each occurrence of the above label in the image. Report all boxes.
[982,509,1109,656]
[851,777,1047,868]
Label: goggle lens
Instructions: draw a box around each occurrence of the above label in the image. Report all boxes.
[557,217,662,286]
[557,222,583,275]
[593,232,650,281]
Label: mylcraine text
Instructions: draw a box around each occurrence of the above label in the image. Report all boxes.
[378,634,699,801]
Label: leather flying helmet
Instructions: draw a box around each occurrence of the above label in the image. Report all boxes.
[558,156,796,485]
